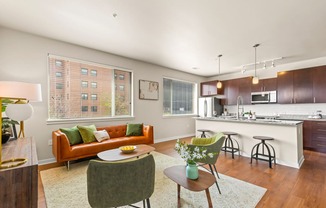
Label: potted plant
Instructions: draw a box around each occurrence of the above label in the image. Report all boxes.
[1,99,18,144]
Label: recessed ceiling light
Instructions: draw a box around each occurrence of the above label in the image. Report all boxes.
[192,67,198,70]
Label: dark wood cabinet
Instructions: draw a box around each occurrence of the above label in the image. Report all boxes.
[222,77,251,105]
[313,65,326,103]
[303,120,326,153]
[251,78,277,92]
[0,137,38,208]
[303,121,313,149]
[277,69,313,104]
[293,69,313,103]
[200,80,220,97]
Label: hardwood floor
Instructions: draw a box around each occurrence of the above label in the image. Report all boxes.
[38,137,326,208]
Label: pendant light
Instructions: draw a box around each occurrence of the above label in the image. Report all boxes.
[252,44,260,85]
[216,54,223,89]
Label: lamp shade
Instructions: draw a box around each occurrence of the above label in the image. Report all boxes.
[5,103,33,121]
[216,81,222,89]
[252,76,259,84]
[0,81,42,102]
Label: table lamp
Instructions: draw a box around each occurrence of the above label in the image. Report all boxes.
[0,81,42,169]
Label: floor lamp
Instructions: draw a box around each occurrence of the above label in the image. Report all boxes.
[0,81,42,169]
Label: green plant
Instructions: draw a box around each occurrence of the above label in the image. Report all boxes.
[174,139,214,165]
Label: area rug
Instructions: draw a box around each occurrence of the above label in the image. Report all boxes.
[41,151,266,208]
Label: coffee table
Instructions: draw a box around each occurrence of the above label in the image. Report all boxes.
[164,165,216,208]
[97,144,155,161]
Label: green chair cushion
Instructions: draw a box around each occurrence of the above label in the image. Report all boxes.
[126,123,143,136]
[77,124,97,143]
[59,126,83,145]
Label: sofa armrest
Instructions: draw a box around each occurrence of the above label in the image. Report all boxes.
[52,130,71,163]
[143,125,154,144]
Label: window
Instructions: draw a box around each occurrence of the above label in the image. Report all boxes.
[56,83,63,89]
[56,72,62,77]
[163,78,197,115]
[91,94,97,100]
[81,93,88,100]
[81,81,88,88]
[55,60,63,67]
[91,82,97,88]
[119,85,125,91]
[119,74,125,80]
[91,106,97,112]
[81,68,88,75]
[48,55,132,120]
[90,69,97,76]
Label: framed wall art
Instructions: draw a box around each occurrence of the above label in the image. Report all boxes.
[139,80,159,100]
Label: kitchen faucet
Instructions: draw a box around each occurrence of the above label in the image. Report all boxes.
[237,95,244,119]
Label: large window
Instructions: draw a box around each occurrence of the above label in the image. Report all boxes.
[163,78,197,115]
[48,55,132,120]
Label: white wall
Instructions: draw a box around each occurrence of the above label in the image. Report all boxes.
[0,27,204,162]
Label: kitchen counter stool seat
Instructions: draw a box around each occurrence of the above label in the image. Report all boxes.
[250,136,276,168]
[197,129,210,138]
[221,131,240,159]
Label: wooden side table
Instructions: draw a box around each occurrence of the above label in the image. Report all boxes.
[0,137,38,208]
[164,165,216,208]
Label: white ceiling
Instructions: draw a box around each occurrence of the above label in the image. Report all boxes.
[1,0,326,77]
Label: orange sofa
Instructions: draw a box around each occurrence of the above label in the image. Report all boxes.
[52,124,154,167]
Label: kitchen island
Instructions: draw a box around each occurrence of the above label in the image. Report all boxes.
[196,117,304,169]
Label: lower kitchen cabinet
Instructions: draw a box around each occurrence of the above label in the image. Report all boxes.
[303,120,326,153]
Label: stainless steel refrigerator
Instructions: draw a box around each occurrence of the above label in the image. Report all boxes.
[198,97,223,117]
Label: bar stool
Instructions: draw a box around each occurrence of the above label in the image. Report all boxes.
[221,131,240,159]
[250,136,276,168]
[197,129,210,138]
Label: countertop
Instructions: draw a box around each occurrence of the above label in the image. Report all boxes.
[195,116,303,126]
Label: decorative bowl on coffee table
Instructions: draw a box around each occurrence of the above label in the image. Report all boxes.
[119,145,137,154]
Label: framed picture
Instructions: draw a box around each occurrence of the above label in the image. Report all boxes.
[139,80,159,100]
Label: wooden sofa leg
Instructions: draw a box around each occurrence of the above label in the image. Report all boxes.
[65,161,70,170]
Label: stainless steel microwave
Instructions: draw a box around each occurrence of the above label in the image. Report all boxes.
[251,91,277,104]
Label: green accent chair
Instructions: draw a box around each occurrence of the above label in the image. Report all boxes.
[87,154,155,208]
[189,132,225,194]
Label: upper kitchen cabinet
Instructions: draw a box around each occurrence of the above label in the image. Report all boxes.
[251,78,277,92]
[313,65,326,103]
[277,69,313,104]
[223,77,251,105]
[201,80,218,96]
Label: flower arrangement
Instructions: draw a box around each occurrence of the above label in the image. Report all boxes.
[175,139,214,165]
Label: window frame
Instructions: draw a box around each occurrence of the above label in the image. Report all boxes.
[47,54,134,124]
[162,77,198,117]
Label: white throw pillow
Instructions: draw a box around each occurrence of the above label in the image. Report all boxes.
[93,130,110,142]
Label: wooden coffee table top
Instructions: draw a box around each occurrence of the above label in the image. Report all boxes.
[97,144,155,161]
[164,165,216,192]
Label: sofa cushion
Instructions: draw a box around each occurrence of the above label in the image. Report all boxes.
[94,130,110,142]
[59,126,83,145]
[126,123,143,136]
[77,124,97,143]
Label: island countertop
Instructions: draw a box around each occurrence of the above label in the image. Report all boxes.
[195,118,304,169]
[195,116,303,126]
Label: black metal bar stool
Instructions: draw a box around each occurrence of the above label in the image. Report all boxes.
[197,129,210,138]
[250,136,276,168]
[221,131,240,159]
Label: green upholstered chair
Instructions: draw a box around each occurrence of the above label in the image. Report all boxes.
[87,154,155,208]
[189,132,225,194]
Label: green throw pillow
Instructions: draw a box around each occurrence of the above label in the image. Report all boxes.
[77,124,97,143]
[126,123,143,136]
[60,126,83,145]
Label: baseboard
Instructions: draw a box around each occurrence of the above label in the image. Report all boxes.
[154,134,195,143]
[39,157,56,165]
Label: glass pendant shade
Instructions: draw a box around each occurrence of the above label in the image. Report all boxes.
[252,76,259,84]
[216,81,222,89]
